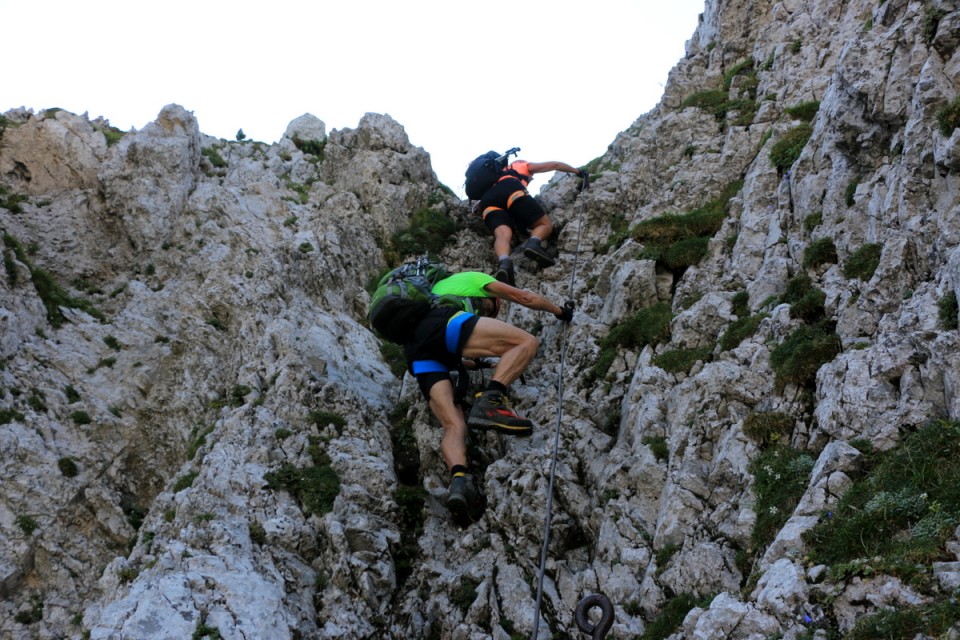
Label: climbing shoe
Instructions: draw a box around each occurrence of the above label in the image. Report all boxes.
[467,390,533,436]
[494,259,516,286]
[521,239,555,268]
[447,473,485,524]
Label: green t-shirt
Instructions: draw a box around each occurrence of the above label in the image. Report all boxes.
[431,272,496,298]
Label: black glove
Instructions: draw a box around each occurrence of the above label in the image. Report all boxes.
[578,169,590,191]
[555,301,574,323]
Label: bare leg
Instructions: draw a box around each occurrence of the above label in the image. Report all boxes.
[427,379,467,470]
[528,214,553,243]
[493,224,513,259]
[461,317,538,387]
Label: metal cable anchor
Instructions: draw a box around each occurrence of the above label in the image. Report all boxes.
[575,593,614,639]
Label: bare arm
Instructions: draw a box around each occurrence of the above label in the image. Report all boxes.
[526,161,582,175]
[483,280,564,316]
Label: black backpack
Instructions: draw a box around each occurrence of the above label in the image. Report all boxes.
[464,147,519,200]
[368,256,452,344]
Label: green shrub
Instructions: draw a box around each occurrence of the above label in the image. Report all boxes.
[58,457,79,477]
[2,232,105,327]
[719,314,766,351]
[0,408,25,425]
[451,578,480,614]
[802,237,838,269]
[16,515,39,535]
[630,180,742,268]
[13,595,42,624]
[292,135,326,158]
[65,384,80,403]
[780,273,825,322]
[680,60,758,127]
[923,8,945,45]
[844,179,859,207]
[653,347,713,374]
[391,208,460,258]
[805,420,960,575]
[640,593,711,640]
[784,101,820,122]
[842,243,882,281]
[743,411,793,447]
[588,302,673,381]
[939,291,958,330]
[263,436,340,516]
[642,435,669,462]
[788,288,826,323]
[308,410,347,431]
[731,290,750,317]
[200,147,227,168]
[803,212,823,232]
[70,410,92,425]
[749,445,816,551]
[769,322,841,389]
[172,472,199,493]
[936,95,960,136]
[769,124,813,172]
[657,236,711,270]
[187,425,215,460]
[846,597,960,640]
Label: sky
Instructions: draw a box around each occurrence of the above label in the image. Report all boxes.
[2,0,705,198]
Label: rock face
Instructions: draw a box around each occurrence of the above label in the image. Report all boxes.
[1,0,960,638]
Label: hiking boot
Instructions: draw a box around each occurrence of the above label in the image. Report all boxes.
[447,473,485,524]
[467,390,533,436]
[521,240,555,268]
[494,260,516,286]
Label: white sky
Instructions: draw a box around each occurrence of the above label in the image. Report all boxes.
[2,0,704,198]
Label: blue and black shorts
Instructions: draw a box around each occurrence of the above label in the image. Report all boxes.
[404,307,480,398]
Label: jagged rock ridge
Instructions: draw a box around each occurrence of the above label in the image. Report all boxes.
[2,0,960,638]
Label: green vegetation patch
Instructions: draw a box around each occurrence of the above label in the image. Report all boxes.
[58,457,79,477]
[629,180,743,267]
[653,346,713,374]
[391,207,460,259]
[0,408,25,425]
[292,135,326,159]
[642,435,669,462]
[200,146,227,168]
[769,123,813,173]
[308,410,347,432]
[680,59,758,127]
[0,184,29,213]
[719,314,767,352]
[842,243,882,281]
[2,232,105,327]
[805,420,960,581]
[846,597,960,640]
[781,274,826,323]
[263,436,340,516]
[588,302,673,382]
[769,321,841,390]
[743,411,793,447]
[802,237,838,270]
[784,101,821,122]
[936,95,960,136]
[939,291,958,330]
[640,592,713,640]
[749,445,816,552]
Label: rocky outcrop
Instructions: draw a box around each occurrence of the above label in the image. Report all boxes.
[2,0,959,638]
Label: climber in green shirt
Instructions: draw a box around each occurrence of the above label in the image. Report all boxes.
[404,270,573,524]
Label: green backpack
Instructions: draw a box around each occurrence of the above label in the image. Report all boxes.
[368,256,452,344]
